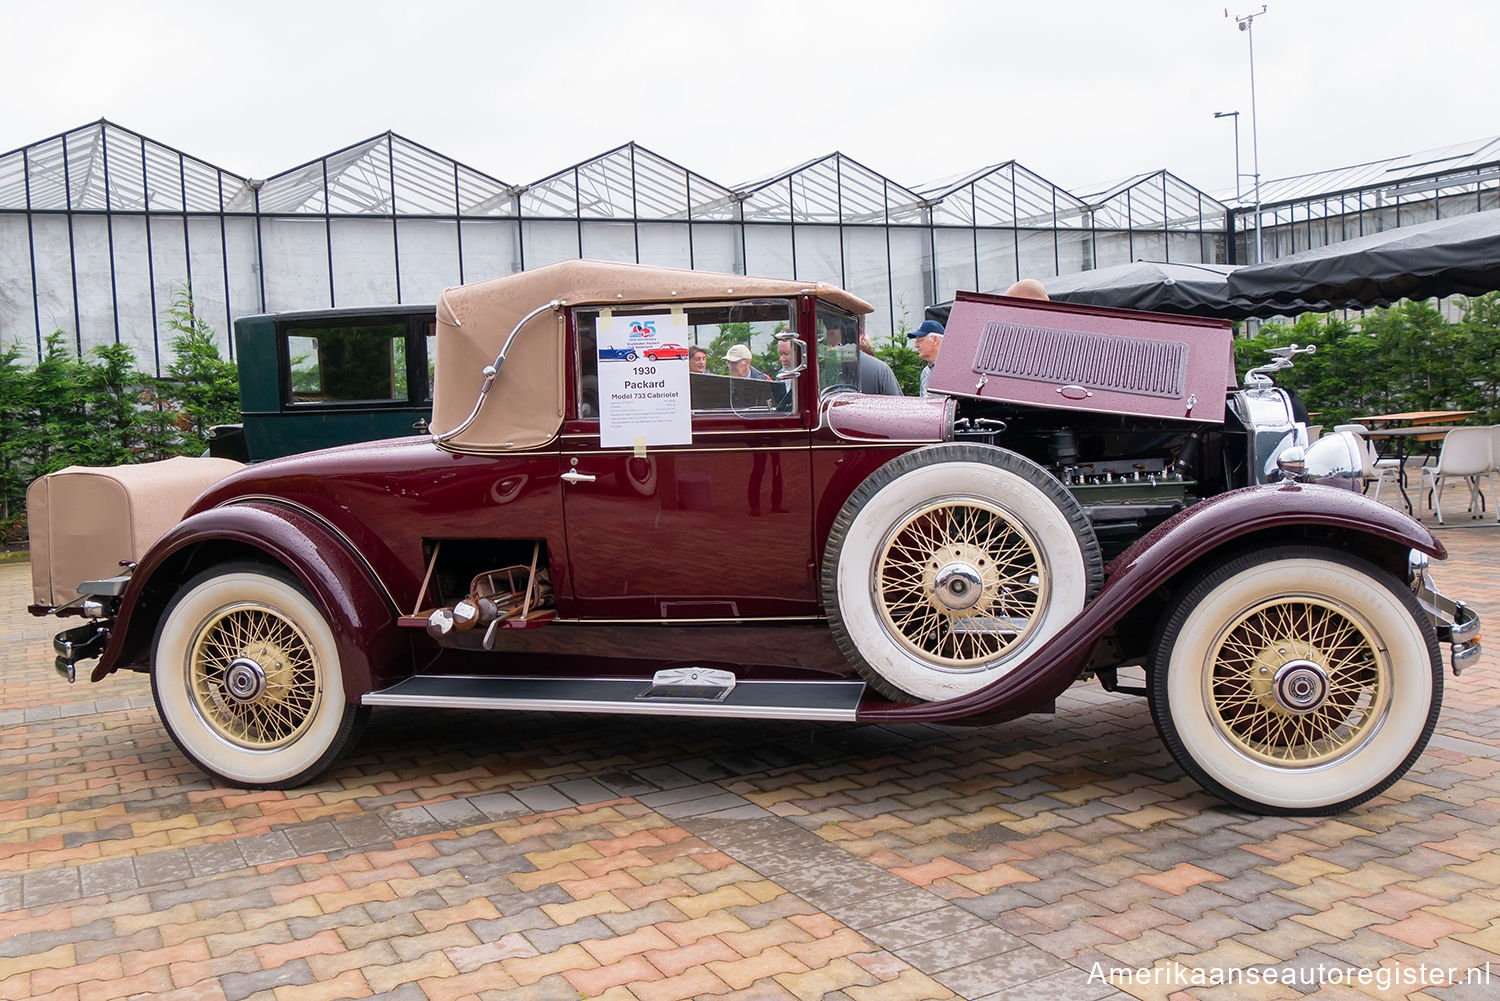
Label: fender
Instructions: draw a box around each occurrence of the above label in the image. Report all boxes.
[859,482,1444,724]
[88,500,409,701]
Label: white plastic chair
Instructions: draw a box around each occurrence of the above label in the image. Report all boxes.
[1333,424,1399,503]
[1418,427,1494,524]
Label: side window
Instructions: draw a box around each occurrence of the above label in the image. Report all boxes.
[285,323,406,404]
[574,299,799,421]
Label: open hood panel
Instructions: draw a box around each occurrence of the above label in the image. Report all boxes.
[929,292,1235,423]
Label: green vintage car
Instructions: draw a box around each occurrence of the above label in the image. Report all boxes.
[209,304,435,461]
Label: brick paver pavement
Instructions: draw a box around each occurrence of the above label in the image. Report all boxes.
[2,521,1498,1000]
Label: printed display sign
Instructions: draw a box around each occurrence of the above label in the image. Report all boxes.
[596,312,692,448]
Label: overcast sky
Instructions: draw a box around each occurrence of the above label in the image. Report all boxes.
[3,0,1494,201]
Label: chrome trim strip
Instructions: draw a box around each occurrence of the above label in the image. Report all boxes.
[813,439,941,449]
[562,445,810,457]
[222,495,402,610]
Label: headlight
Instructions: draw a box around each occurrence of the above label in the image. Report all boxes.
[1275,431,1367,488]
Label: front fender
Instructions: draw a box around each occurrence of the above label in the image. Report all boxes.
[89,500,408,701]
[859,483,1443,724]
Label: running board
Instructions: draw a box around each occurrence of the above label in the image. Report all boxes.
[362,673,866,721]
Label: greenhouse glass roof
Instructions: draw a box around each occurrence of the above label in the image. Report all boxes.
[1083,171,1228,231]
[0,120,253,213]
[519,142,734,220]
[737,153,927,225]
[1226,136,1500,208]
[918,162,1091,229]
[5,118,1495,247]
[255,132,516,216]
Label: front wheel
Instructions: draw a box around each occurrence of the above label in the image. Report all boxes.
[1149,547,1442,815]
[151,562,368,788]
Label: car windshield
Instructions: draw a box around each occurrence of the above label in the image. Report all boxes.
[816,303,862,394]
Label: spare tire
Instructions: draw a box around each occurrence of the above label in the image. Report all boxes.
[822,443,1103,703]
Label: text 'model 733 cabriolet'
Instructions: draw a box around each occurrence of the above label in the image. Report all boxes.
[28,260,1481,815]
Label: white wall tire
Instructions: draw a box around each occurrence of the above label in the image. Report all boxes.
[823,444,1102,703]
[1149,547,1442,815]
[151,563,367,788]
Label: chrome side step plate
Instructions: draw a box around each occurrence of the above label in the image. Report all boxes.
[362,674,865,722]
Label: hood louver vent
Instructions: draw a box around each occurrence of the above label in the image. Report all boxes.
[973,321,1187,400]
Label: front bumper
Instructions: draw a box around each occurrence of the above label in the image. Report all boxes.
[1411,552,1482,675]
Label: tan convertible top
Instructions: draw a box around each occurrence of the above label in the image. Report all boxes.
[430,260,873,452]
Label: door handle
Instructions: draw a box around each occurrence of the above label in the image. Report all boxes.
[561,469,596,484]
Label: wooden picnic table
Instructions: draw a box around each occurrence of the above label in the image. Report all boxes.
[1355,410,1475,428]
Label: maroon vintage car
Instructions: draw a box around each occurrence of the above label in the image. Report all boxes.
[29,260,1480,815]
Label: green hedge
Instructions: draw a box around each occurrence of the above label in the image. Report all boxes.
[1232,293,1500,429]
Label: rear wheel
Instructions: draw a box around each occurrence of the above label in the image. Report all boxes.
[152,562,368,788]
[823,444,1103,703]
[1149,547,1441,814]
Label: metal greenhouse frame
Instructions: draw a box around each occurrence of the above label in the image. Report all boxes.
[2,119,1496,371]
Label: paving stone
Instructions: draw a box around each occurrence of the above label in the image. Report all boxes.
[22,866,81,907]
[934,945,1073,998]
[524,914,616,953]
[220,958,316,1001]
[332,813,397,847]
[384,805,451,838]
[78,856,140,897]
[631,765,701,790]
[133,849,195,887]
[553,778,616,805]
[892,924,1027,973]
[469,791,529,820]
[822,888,952,930]
[861,907,994,951]
[186,839,247,877]
[235,831,299,865]
[424,798,488,827]
[284,821,349,855]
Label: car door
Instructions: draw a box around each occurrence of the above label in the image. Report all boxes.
[561,298,817,620]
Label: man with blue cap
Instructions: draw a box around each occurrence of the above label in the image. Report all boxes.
[909,319,944,396]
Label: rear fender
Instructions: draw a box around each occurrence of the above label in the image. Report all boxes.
[858,483,1443,723]
[89,500,408,701]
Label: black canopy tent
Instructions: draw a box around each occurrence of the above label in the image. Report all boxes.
[924,260,1253,324]
[1223,210,1500,314]
[923,209,1500,324]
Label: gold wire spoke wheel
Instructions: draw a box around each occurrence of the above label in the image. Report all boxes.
[189,602,323,750]
[1204,597,1387,767]
[874,498,1048,668]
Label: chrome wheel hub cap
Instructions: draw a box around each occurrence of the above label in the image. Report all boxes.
[933,562,985,611]
[224,657,268,704]
[1272,659,1330,715]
